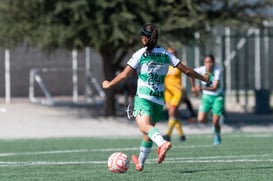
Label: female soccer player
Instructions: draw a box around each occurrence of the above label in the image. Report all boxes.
[102,23,209,171]
[190,54,224,145]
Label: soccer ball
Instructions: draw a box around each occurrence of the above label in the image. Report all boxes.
[107,152,130,173]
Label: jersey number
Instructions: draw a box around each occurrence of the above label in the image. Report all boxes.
[147,73,161,86]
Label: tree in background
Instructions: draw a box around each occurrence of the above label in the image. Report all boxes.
[0,0,272,116]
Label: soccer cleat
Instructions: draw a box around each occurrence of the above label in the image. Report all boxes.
[131,155,143,171]
[179,135,186,142]
[163,135,171,141]
[214,135,222,145]
[157,141,172,164]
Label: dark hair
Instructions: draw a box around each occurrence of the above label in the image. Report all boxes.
[141,23,158,52]
[204,54,215,62]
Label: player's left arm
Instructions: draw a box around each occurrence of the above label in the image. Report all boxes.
[176,62,209,83]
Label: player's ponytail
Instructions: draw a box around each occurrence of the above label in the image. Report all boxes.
[141,23,158,53]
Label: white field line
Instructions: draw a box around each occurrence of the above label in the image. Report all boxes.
[0,145,213,157]
[192,133,273,138]
[0,145,272,167]
[226,133,273,138]
[162,159,273,164]
[0,157,273,167]
[244,134,273,138]
[145,154,273,163]
[0,161,107,167]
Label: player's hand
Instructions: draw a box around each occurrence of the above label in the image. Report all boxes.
[196,85,202,92]
[102,80,111,89]
[191,86,199,97]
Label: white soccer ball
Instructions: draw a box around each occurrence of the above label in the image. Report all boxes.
[107,152,130,173]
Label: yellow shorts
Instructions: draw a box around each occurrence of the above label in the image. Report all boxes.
[164,88,182,107]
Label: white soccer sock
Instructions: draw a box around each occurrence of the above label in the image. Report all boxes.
[138,146,151,167]
[148,128,165,147]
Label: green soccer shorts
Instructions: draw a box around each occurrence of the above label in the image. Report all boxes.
[133,96,163,123]
[199,94,224,116]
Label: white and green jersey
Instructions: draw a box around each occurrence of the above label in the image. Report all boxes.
[127,46,180,105]
[194,65,223,96]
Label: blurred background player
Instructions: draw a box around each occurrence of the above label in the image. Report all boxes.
[163,47,196,142]
[190,54,224,145]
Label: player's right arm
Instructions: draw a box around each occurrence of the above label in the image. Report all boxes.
[102,66,134,89]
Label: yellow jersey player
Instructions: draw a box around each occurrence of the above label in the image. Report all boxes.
[163,47,186,142]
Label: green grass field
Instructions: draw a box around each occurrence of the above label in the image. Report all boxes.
[0,133,272,181]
